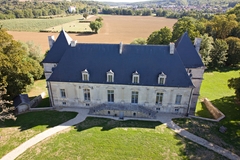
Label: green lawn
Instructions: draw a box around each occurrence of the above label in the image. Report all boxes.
[0,111,77,158]
[0,15,82,32]
[174,68,240,156]
[16,117,226,160]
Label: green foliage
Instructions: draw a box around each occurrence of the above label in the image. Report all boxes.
[147,27,172,45]
[207,14,238,39]
[83,12,88,19]
[227,3,240,22]
[228,76,240,100]
[225,37,240,66]
[209,39,228,68]
[92,8,98,15]
[172,16,200,41]
[0,29,43,98]
[199,34,214,66]
[130,38,147,45]
[89,18,103,33]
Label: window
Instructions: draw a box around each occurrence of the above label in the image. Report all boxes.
[132,71,140,84]
[175,108,179,112]
[156,108,160,111]
[107,90,114,102]
[156,93,163,105]
[62,102,66,105]
[131,91,138,104]
[60,89,66,98]
[175,95,182,104]
[107,70,114,82]
[82,69,89,81]
[158,72,167,85]
[83,89,91,101]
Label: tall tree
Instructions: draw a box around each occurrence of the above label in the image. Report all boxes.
[199,34,214,67]
[228,76,240,101]
[130,38,147,45]
[209,39,228,68]
[226,37,240,66]
[207,14,238,39]
[147,27,172,45]
[172,16,200,41]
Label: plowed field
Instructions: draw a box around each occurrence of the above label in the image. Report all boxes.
[8,15,177,53]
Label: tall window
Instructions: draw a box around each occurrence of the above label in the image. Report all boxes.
[82,69,89,81]
[83,89,91,101]
[131,91,138,104]
[107,70,114,82]
[107,90,114,102]
[132,71,140,84]
[158,72,167,85]
[60,89,66,98]
[175,95,182,104]
[156,93,163,105]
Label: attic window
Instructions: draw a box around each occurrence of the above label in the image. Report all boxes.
[107,70,114,82]
[82,69,89,81]
[132,71,140,84]
[158,72,167,85]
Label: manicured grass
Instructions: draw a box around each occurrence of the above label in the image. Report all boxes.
[174,67,240,156]
[16,117,226,160]
[195,69,240,117]
[0,111,77,158]
[28,79,48,98]
[0,15,82,32]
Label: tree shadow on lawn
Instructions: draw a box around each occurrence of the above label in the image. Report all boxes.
[0,111,77,131]
[205,66,240,73]
[75,117,162,132]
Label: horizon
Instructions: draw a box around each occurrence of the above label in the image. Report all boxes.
[94,0,149,3]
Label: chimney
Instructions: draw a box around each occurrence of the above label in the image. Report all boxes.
[194,38,202,53]
[169,42,175,54]
[48,35,55,49]
[70,40,77,47]
[119,42,123,54]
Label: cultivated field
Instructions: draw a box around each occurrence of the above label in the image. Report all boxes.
[8,15,177,53]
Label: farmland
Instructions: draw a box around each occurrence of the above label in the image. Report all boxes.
[8,15,177,53]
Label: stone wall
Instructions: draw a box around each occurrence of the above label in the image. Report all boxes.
[29,95,42,108]
[203,98,224,120]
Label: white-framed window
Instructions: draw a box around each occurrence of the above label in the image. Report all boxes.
[82,69,89,81]
[158,72,167,85]
[175,95,182,104]
[62,102,66,105]
[175,108,179,112]
[107,90,114,102]
[83,89,91,101]
[107,70,114,82]
[156,93,163,105]
[132,71,140,84]
[131,91,138,104]
[60,89,66,98]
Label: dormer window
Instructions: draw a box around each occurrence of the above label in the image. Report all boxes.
[132,71,140,84]
[82,69,89,81]
[158,72,167,85]
[107,70,114,82]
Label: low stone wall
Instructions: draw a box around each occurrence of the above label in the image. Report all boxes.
[203,98,225,121]
[29,95,42,108]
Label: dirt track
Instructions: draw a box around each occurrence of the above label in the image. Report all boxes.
[8,15,177,53]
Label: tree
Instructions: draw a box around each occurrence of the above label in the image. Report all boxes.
[226,37,240,66]
[83,12,88,19]
[209,39,228,68]
[199,34,214,67]
[207,14,238,39]
[172,16,200,41]
[147,27,172,45]
[0,81,16,121]
[95,17,103,22]
[227,4,240,22]
[130,38,146,45]
[90,21,102,33]
[92,8,98,15]
[228,76,240,101]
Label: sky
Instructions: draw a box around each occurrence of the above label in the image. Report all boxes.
[95,0,149,3]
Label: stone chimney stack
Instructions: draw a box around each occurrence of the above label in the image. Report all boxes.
[119,42,123,54]
[70,40,77,47]
[194,38,202,53]
[48,35,55,49]
[169,42,175,54]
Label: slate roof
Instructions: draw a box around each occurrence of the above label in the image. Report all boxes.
[175,32,204,68]
[48,43,194,88]
[42,30,72,63]
[13,94,30,108]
